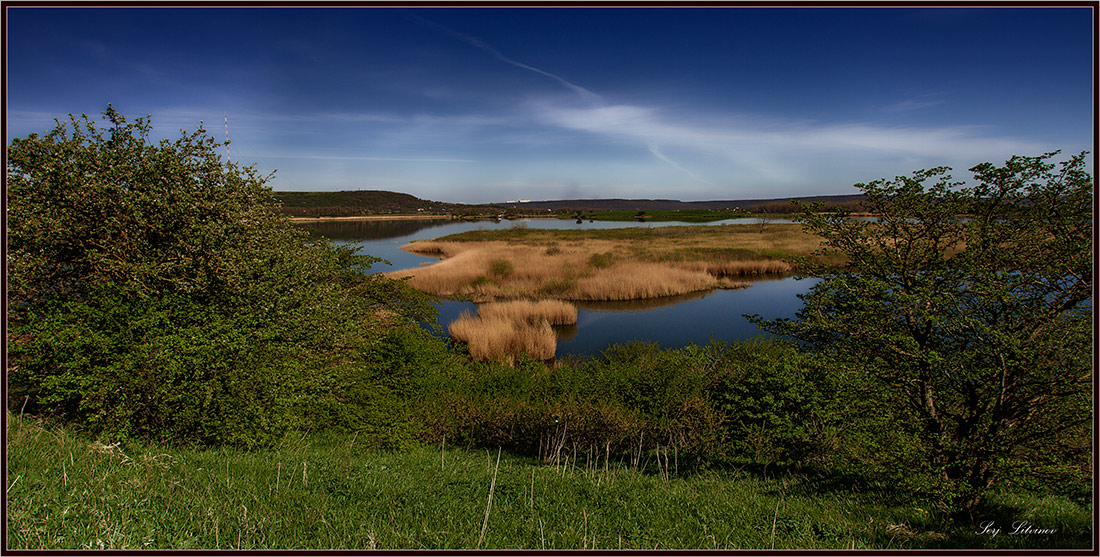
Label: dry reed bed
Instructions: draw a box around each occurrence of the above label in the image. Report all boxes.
[386,236,795,302]
[448,300,578,362]
[476,299,578,325]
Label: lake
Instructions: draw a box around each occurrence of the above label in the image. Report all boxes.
[297,217,816,357]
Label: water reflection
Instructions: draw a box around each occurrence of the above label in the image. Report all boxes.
[426,276,817,357]
[295,216,801,271]
[552,323,579,341]
[296,218,456,241]
[557,277,819,356]
[297,217,816,357]
[572,290,712,312]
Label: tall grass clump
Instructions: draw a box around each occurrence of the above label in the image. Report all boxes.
[448,300,578,362]
[478,299,578,326]
[570,263,715,300]
[699,259,793,276]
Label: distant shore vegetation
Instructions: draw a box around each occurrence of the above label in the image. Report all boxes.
[272,188,866,220]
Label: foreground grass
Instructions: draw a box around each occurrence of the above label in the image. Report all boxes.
[7,414,1090,550]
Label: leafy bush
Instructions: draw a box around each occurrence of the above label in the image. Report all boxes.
[762,152,1093,511]
[488,259,514,277]
[416,339,839,471]
[706,340,837,465]
[7,108,434,446]
[586,252,616,268]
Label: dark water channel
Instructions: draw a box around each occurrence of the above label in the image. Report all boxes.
[297,217,816,357]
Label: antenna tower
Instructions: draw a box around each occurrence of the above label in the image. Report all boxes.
[224,113,230,161]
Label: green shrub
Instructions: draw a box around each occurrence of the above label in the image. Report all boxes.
[537,276,577,295]
[587,251,616,268]
[415,339,841,472]
[706,340,838,465]
[488,259,514,277]
[6,108,434,447]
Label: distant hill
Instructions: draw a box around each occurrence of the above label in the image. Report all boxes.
[499,194,867,213]
[272,189,867,217]
[272,190,503,217]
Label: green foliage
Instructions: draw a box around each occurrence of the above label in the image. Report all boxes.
[9,284,311,446]
[707,341,837,465]
[488,259,514,277]
[304,326,462,451]
[586,251,616,268]
[273,189,486,217]
[761,151,1093,511]
[536,276,578,295]
[417,340,837,470]
[7,108,435,446]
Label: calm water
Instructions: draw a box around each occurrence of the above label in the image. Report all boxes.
[298,217,814,357]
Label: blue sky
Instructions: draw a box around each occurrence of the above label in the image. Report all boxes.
[5,6,1094,203]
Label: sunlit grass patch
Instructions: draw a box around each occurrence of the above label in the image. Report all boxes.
[386,226,811,302]
[477,299,578,326]
[447,300,579,362]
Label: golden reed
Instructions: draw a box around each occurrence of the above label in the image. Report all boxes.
[448,300,579,363]
[387,242,784,302]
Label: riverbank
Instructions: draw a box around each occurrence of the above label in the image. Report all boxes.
[288,214,564,223]
[385,224,836,302]
[288,214,457,222]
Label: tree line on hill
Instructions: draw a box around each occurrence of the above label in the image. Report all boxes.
[273,189,868,217]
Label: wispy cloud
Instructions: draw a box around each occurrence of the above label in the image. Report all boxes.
[883,99,944,112]
[648,145,712,185]
[271,154,476,163]
[882,93,947,113]
[534,100,1046,183]
[411,14,604,105]
[410,15,744,186]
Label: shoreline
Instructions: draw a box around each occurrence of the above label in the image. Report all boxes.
[287,214,563,223]
[287,214,456,223]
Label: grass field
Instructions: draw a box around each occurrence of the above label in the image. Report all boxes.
[386,224,825,302]
[7,414,1089,550]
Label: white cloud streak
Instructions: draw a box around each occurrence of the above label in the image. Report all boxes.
[271,154,476,163]
[647,145,713,185]
[882,99,944,112]
[411,15,740,185]
[412,14,604,105]
[534,101,1047,184]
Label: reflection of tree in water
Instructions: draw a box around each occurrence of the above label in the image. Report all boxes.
[293,219,455,241]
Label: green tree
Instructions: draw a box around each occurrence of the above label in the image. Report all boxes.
[7,107,434,446]
[762,152,1092,511]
